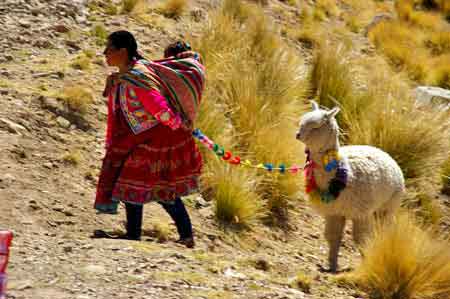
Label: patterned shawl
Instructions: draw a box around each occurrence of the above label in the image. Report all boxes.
[106,55,205,147]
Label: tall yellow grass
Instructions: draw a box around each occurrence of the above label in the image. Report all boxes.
[355,213,450,299]
[442,155,450,195]
[61,86,94,114]
[193,0,307,227]
[159,0,187,19]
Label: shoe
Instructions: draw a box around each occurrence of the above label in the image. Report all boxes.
[91,230,141,241]
[175,237,195,248]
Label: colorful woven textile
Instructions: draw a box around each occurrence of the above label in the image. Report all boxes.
[121,56,205,127]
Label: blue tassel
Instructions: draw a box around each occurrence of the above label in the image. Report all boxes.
[192,129,201,137]
[264,163,273,171]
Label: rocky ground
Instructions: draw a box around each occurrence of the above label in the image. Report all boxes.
[0,0,447,299]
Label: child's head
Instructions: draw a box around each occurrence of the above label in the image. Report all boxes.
[164,41,192,58]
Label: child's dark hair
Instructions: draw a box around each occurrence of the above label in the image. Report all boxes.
[107,30,144,61]
[164,41,192,58]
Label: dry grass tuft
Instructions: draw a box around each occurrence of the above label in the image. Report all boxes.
[354,213,450,299]
[121,0,139,14]
[61,86,94,114]
[62,150,82,165]
[91,24,108,46]
[159,0,187,19]
[71,54,91,70]
[203,162,263,228]
[442,155,450,195]
[290,271,312,293]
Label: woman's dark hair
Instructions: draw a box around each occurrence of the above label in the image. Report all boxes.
[107,30,144,60]
[164,41,192,58]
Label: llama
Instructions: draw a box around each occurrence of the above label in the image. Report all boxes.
[296,101,405,273]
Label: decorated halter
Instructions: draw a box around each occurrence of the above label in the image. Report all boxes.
[304,148,348,203]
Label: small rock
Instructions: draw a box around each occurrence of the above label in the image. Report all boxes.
[171,253,187,260]
[56,116,71,128]
[84,265,106,275]
[64,210,74,217]
[65,40,81,51]
[0,118,27,134]
[223,268,247,279]
[254,258,271,271]
[193,195,209,208]
[43,162,53,169]
[53,206,64,212]
[34,39,54,49]
[38,96,64,114]
[18,20,31,28]
[415,86,450,110]
[53,24,70,33]
[0,173,15,185]
[81,244,93,250]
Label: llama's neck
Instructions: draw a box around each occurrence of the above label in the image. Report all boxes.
[307,137,340,189]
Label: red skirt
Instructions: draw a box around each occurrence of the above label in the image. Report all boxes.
[95,119,202,213]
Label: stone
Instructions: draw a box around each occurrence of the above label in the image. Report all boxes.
[223,268,247,279]
[56,116,71,128]
[53,24,70,33]
[43,162,53,169]
[34,39,54,49]
[0,118,28,134]
[65,40,81,51]
[415,86,450,110]
[18,20,31,28]
[0,173,15,185]
[84,265,107,275]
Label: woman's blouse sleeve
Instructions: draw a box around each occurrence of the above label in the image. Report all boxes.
[141,89,182,130]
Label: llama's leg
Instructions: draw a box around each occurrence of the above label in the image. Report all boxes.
[324,215,346,273]
[352,217,373,250]
[374,191,402,225]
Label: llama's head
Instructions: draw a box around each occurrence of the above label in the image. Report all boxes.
[296,101,340,151]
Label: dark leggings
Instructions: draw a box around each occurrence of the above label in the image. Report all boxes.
[125,198,193,240]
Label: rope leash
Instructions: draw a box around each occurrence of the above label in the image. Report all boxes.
[192,129,304,174]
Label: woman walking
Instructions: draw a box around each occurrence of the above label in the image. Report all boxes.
[94,31,204,248]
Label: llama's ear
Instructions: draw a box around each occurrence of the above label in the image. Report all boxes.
[326,107,340,119]
[310,100,319,111]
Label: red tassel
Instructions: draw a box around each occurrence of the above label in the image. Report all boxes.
[222,151,232,160]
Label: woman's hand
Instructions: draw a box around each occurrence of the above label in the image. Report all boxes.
[103,73,120,97]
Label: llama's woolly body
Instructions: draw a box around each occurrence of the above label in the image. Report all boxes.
[310,145,405,219]
[296,101,405,272]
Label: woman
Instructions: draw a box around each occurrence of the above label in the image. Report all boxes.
[94,31,203,248]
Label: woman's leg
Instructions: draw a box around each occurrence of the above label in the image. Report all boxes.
[125,203,143,240]
[159,198,193,243]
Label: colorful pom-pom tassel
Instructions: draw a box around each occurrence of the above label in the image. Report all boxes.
[264,163,273,171]
[289,165,300,174]
[230,156,241,165]
[279,164,286,173]
[192,129,201,137]
[216,147,225,156]
[222,151,232,160]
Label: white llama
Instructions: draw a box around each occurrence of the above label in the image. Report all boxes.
[296,101,405,272]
